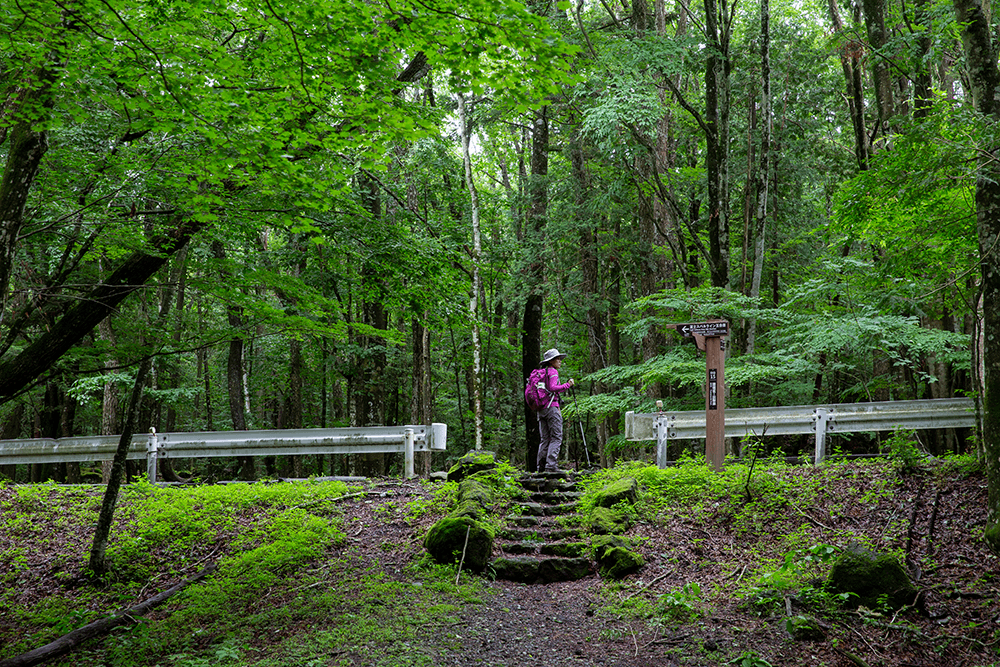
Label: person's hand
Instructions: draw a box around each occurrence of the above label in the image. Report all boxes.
[569,379,575,387]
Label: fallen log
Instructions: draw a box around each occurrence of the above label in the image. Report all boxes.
[0,563,217,667]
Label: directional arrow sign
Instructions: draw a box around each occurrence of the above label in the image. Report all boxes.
[678,321,729,338]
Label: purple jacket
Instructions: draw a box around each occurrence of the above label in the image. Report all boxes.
[541,367,573,409]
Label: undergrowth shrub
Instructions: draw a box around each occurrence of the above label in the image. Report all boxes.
[579,458,729,521]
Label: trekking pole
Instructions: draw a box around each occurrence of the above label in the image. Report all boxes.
[571,386,591,467]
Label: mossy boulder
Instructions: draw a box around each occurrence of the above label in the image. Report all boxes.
[785,615,825,642]
[826,546,917,610]
[592,476,639,508]
[586,505,629,535]
[447,451,499,483]
[423,516,494,572]
[592,535,644,579]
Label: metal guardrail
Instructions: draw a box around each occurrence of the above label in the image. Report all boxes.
[0,423,448,481]
[625,398,975,466]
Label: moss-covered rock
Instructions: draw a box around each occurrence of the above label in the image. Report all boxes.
[458,478,494,505]
[597,546,643,579]
[447,451,499,483]
[785,615,825,641]
[826,546,916,610]
[586,505,628,535]
[592,534,643,579]
[423,516,493,572]
[592,476,639,509]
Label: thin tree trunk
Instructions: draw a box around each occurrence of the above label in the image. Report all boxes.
[746,0,771,355]
[98,314,119,484]
[354,172,388,476]
[863,0,895,138]
[88,355,151,577]
[828,0,869,169]
[211,240,253,479]
[459,95,485,450]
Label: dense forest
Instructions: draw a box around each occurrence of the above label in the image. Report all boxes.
[1,0,998,531]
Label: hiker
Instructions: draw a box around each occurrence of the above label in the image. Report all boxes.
[535,348,575,473]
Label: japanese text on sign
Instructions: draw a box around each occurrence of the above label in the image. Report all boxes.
[708,368,718,410]
[680,321,729,338]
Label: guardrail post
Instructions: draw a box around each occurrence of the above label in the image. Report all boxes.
[813,408,829,464]
[655,402,668,468]
[146,428,159,483]
[404,428,415,478]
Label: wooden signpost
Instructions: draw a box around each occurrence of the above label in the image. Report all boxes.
[673,320,729,471]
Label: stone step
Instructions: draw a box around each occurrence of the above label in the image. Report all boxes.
[519,476,579,494]
[499,540,588,558]
[519,501,579,517]
[498,525,584,541]
[505,515,543,527]
[492,555,592,584]
[529,491,584,504]
[499,526,552,541]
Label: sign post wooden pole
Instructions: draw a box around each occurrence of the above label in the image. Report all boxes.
[704,334,725,471]
[673,320,729,471]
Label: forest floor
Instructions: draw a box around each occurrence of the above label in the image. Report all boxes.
[0,456,998,667]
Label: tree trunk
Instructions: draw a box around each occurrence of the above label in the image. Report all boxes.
[211,240,253,480]
[411,318,432,477]
[571,128,606,466]
[88,355,151,577]
[459,95,485,450]
[354,172,388,477]
[746,0,771,355]
[912,0,934,118]
[704,0,732,288]
[98,316,119,484]
[0,64,58,315]
[862,0,895,138]
[522,106,548,471]
[0,403,23,480]
[828,0,869,170]
[951,0,1000,553]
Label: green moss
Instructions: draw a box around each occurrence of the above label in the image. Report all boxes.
[785,615,825,641]
[592,477,639,509]
[985,519,1000,555]
[423,516,494,572]
[827,547,916,610]
[457,478,494,506]
[446,451,499,482]
[587,506,628,535]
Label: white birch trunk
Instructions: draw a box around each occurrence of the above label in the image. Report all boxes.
[459,95,485,450]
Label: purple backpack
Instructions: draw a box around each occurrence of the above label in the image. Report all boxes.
[524,367,552,412]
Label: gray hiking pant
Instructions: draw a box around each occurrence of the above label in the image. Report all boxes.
[536,405,563,471]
